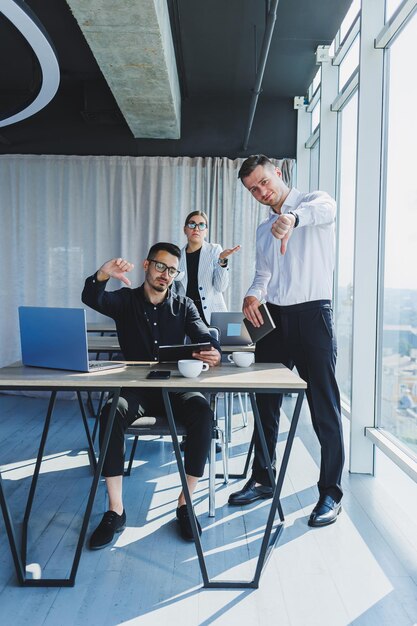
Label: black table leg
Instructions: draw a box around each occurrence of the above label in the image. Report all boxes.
[0,387,121,587]
[252,391,304,587]
[162,387,304,589]
[76,391,98,472]
[162,389,211,586]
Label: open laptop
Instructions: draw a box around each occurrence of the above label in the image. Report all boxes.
[210,312,253,346]
[18,306,125,372]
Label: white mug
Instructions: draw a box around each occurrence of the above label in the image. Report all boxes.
[178,359,209,378]
[227,351,255,368]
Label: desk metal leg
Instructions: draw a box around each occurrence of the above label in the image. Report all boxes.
[249,393,284,523]
[21,391,57,564]
[68,389,120,585]
[162,388,304,589]
[76,392,97,472]
[0,388,121,587]
[162,389,210,586]
[252,391,304,587]
[0,468,26,584]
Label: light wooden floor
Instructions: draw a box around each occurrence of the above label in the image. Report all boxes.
[1,392,417,626]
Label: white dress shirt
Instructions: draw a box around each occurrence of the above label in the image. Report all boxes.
[246,188,336,306]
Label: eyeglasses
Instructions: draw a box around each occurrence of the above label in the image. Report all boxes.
[186,221,207,231]
[147,259,180,278]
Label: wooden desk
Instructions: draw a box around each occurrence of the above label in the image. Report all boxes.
[0,362,306,589]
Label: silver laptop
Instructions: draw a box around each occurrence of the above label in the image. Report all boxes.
[210,312,253,346]
[18,306,125,372]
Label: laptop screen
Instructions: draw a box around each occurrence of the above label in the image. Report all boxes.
[210,312,252,346]
[19,306,91,371]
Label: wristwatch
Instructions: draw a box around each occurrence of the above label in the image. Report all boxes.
[218,258,228,267]
[287,211,299,228]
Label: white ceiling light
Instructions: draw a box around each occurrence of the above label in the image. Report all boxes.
[0,0,60,127]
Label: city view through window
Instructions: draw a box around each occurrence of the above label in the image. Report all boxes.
[379,11,417,456]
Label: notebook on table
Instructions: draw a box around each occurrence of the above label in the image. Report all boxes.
[210,312,253,346]
[18,306,125,372]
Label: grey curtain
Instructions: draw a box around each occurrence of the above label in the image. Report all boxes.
[0,154,293,366]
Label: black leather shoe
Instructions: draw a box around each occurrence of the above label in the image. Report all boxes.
[308,495,342,527]
[228,478,273,506]
[176,504,202,542]
[89,509,126,550]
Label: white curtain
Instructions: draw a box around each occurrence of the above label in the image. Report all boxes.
[0,154,293,367]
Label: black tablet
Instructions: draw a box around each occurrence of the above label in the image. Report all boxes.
[158,342,212,363]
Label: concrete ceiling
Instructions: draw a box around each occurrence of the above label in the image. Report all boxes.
[66,0,181,139]
[0,0,352,159]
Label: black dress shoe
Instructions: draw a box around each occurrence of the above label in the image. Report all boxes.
[308,495,342,527]
[228,478,273,506]
[176,504,202,542]
[89,509,126,550]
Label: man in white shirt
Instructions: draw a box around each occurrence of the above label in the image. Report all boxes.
[228,154,344,527]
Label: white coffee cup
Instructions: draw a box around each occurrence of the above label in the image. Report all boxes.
[178,359,209,378]
[227,351,255,368]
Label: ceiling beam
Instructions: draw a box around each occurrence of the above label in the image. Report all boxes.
[66,0,181,139]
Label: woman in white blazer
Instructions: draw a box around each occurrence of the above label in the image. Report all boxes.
[175,210,240,324]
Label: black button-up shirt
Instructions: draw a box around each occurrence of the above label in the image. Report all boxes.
[82,274,221,361]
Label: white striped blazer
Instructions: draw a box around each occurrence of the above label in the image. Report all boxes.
[174,241,229,323]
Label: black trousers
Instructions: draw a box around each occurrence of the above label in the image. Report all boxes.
[253,300,344,501]
[99,388,213,478]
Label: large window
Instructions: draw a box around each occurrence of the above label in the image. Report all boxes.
[385,0,403,20]
[340,0,361,41]
[338,36,360,90]
[335,92,358,404]
[309,140,319,191]
[378,11,417,455]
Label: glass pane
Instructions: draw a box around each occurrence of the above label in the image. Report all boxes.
[340,0,361,42]
[339,36,360,90]
[336,92,358,405]
[309,140,319,191]
[311,101,320,132]
[379,12,417,455]
[312,68,321,93]
[385,0,402,21]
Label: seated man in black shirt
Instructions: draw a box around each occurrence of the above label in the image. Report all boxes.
[82,242,221,548]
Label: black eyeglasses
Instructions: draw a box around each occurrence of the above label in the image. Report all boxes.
[147,259,180,278]
[186,221,207,231]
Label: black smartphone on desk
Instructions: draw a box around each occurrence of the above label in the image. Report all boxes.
[146,370,171,379]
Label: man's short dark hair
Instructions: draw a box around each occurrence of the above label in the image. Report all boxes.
[147,242,181,261]
[238,154,275,180]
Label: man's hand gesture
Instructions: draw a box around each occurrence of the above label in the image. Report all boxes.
[271,213,296,254]
[97,258,134,286]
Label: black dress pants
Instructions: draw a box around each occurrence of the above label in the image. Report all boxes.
[253,300,344,501]
[99,388,213,478]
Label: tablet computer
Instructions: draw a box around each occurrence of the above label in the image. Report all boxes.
[158,342,212,363]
